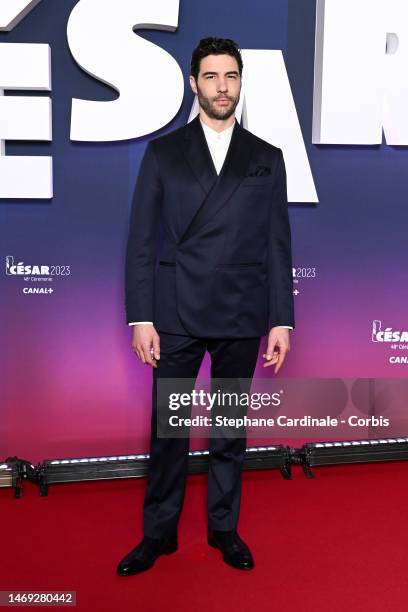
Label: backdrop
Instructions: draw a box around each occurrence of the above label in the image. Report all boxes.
[2,0,407,462]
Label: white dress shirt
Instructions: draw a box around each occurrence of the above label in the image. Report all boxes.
[199,117,235,173]
[130,117,292,330]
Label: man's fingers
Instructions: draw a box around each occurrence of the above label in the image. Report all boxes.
[263,353,278,367]
[263,346,289,370]
[133,345,145,363]
[152,336,160,361]
[147,346,158,368]
[141,343,155,366]
[131,326,160,368]
[263,346,279,362]
[274,348,288,373]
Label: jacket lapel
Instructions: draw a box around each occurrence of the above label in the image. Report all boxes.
[178,115,255,245]
[181,114,217,195]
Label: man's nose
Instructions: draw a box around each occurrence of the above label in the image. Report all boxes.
[217,79,228,92]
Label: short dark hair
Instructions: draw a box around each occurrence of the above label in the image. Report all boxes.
[190,37,243,80]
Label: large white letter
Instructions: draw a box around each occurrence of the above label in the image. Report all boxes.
[313,0,408,145]
[0,0,42,31]
[68,0,183,141]
[189,49,318,203]
[0,43,52,199]
[382,0,408,145]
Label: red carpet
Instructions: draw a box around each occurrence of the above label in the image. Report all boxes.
[1,462,408,611]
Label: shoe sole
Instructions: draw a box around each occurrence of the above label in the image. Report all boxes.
[117,541,178,576]
[163,541,178,554]
[207,537,254,570]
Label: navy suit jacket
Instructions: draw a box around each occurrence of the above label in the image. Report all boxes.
[125,115,294,338]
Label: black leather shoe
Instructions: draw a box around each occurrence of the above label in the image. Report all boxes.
[208,529,255,570]
[116,534,178,576]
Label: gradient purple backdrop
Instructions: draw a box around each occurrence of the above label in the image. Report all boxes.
[1,0,407,462]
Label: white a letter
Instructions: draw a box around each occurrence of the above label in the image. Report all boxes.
[188,50,318,203]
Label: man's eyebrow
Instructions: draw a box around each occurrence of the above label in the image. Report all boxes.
[201,70,240,76]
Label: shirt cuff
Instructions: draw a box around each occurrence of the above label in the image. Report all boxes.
[128,321,154,326]
[273,325,293,330]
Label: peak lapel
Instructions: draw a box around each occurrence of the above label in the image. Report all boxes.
[178,118,254,245]
[181,115,218,195]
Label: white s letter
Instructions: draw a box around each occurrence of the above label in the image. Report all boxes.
[68,0,183,141]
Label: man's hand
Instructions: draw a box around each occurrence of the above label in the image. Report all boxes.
[262,327,291,373]
[131,324,160,368]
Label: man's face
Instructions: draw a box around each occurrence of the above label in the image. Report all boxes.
[189,54,241,120]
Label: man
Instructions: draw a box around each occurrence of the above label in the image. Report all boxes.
[117,37,294,576]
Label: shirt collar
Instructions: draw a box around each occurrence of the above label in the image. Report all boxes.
[199,117,235,141]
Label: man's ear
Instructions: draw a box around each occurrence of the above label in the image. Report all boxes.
[189,75,198,95]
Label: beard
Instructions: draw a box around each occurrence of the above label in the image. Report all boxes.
[196,84,240,120]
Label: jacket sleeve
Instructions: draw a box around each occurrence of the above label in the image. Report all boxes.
[125,141,163,324]
[267,148,295,329]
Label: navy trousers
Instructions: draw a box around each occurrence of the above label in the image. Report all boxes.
[143,331,261,538]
